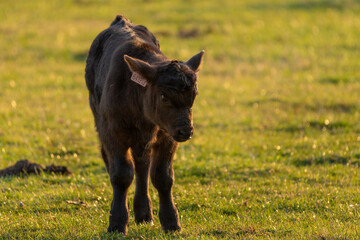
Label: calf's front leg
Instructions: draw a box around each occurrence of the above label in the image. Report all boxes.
[107,149,134,234]
[150,132,181,232]
[131,145,153,224]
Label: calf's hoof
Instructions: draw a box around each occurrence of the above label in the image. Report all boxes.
[159,207,181,233]
[135,212,153,224]
[107,224,127,235]
[162,224,181,233]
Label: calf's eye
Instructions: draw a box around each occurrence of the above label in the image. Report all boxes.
[161,94,168,103]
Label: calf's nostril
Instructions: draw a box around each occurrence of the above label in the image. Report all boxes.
[178,129,186,137]
[177,128,193,139]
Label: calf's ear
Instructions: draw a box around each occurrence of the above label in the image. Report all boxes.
[185,50,205,72]
[124,55,157,82]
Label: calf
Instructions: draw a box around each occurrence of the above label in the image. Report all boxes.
[85,15,204,234]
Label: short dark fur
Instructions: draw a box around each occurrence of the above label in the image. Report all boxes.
[85,15,204,234]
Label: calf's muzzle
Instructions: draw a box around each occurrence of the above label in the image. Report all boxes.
[172,125,194,142]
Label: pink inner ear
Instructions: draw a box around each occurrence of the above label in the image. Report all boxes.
[131,72,147,87]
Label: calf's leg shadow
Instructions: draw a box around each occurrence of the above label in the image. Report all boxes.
[150,132,181,232]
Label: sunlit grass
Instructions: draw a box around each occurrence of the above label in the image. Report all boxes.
[1,0,360,239]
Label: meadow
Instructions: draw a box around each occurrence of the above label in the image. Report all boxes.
[1,0,360,239]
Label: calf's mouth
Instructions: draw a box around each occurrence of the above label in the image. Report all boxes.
[171,125,194,142]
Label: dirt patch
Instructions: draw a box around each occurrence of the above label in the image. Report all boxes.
[0,159,72,177]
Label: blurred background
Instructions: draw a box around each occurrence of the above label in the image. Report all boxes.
[1,0,360,238]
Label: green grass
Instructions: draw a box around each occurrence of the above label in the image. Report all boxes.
[1,0,360,239]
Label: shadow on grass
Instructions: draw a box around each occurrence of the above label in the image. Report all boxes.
[179,203,206,212]
[72,51,88,62]
[221,208,237,216]
[247,97,358,115]
[100,227,180,240]
[236,227,275,237]
[319,77,359,85]
[276,120,351,133]
[201,226,274,238]
[177,166,278,184]
[246,97,287,106]
[308,120,349,130]
[235,167,278,179]
[98,232,127,240]
[73,0,104,6]
[248,1,355,11]
[303,103,357,113]
[292,154,350,166]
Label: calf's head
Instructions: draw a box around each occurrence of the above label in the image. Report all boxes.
[124,51,204,142]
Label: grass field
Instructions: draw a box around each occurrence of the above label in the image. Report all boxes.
[1,0,360,239]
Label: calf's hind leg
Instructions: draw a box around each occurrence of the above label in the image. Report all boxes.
[150,132,181,232]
